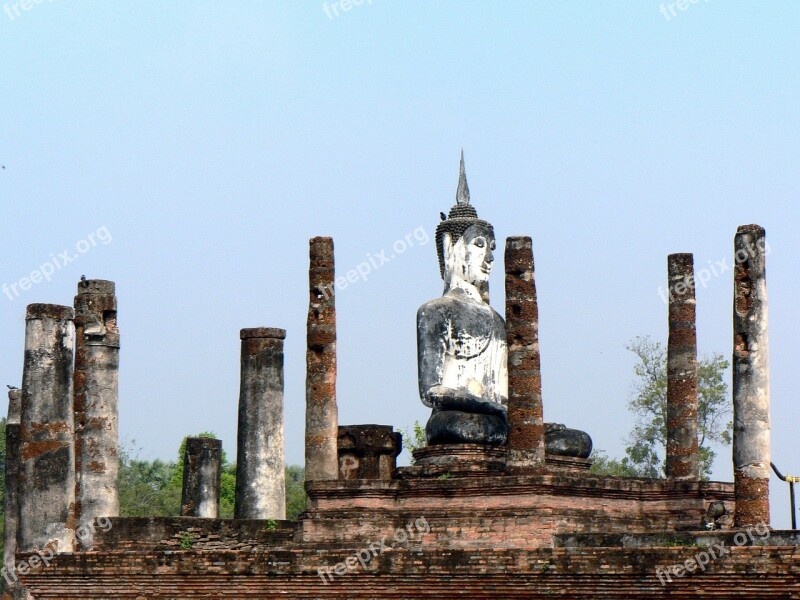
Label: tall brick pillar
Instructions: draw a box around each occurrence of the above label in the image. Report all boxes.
[732,225,770,528]
[305,237,339,481]
[73,279,119,549]
[18,304,76,553]
[235,327,286,520]
[4,388,22,569]
[504,236,545,471]
[181,437,222,518]
[665,253,700,480]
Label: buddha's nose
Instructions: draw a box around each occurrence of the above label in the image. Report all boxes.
[485,248,494,263]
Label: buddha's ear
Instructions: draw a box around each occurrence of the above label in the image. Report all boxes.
[442,232,455,280]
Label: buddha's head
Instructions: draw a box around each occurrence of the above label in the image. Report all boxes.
[436,152,495,292]
[443,223,496,287]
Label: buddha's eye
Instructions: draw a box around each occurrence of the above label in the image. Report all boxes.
[474,238,485,248]
[490,241,496,251]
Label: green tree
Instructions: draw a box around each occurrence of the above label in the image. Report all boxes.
[588,449,643,478]
[118,440,179,516]
[401,422,426,462]
[591,336,731,479]
[285,465,306,520]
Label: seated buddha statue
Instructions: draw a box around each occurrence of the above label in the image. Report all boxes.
[417,153,509,446]
[416,153,594,459]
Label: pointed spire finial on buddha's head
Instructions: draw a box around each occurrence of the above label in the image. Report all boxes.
[435,151,494,280]
[456,149,470,205]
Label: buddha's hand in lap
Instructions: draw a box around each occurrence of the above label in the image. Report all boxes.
[425,385,507,417]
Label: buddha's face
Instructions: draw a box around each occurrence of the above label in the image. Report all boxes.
[448,224,495,286]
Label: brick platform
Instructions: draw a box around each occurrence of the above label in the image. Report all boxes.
[15,470,793,599]
[14,545,800,599]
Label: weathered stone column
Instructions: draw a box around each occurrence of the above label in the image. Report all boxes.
[732,224,770,527]
[666,253,700,480]
[181,437,222,518]
[504,237,545,471]
[18,304,76,553]
[73,279,119,548]
[4,388,22,569]
[234,327,286,520]
[305,237,339,481]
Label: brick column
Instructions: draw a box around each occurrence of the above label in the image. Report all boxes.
[234,328,286,520]
[181,437,222,518]
[73,279,119,549]
[665,253,699,480]
[4,388,22,570]
[305,237,339,481]
[732,225,770,527]
[504,237,545,471]
[18,304,76,553]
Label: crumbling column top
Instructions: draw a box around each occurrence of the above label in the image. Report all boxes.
[310,236,334,244]
[186,436,222,449]
[737,224,765,235]
[668,252,694,263]
[506,236,533,248]
[77,279,115,295]
[26,303,74,320]
[240,327,286,340]
[309,237,335,267]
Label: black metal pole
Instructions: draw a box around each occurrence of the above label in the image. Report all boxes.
[770,462,798,530]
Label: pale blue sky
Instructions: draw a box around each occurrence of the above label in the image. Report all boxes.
[1,2,798,526]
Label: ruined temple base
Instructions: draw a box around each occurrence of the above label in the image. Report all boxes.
[16,472,800,599]
[301,472,735,548]
[405,443,507,476]
[402,444,592,478]
[15,543,800,599]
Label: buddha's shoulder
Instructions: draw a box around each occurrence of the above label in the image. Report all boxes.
[417,295,505,323]
[418,295,457,309]
[417,294,466,315]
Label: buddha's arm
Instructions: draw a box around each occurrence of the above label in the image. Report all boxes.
[417,305,448,408]
[496,337,509,406]
[427,386,506,417]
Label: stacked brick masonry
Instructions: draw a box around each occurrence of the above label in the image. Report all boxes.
[301,474,734,547]
[17,474,779,599]
[504,236,546,470]
[91,518,295,552]
[305,237,339,482]
[666,253,700,480]
[16,546,800,599]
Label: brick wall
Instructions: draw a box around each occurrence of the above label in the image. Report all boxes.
[18,472,790,599]
[301,472,735,547]
[15,546,800,598]
[92,517,294,552]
